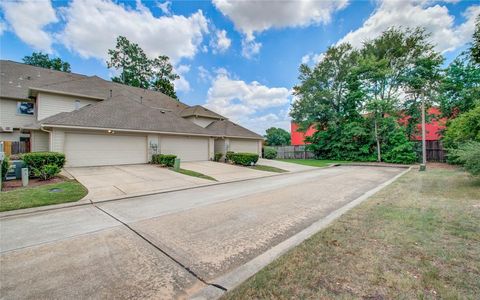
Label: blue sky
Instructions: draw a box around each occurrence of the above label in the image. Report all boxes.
[1,0,478,134]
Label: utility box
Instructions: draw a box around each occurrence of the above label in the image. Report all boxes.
[22,168,29,187]
[11,160,26,179]
[174,158,180,171]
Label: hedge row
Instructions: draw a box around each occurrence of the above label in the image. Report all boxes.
[22,152,65,180]
[229,152,259,166]
[152,154,177,167]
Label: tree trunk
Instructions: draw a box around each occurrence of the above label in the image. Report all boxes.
[374,119,381,162]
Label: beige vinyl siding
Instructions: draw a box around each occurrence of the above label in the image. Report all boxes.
[208,137,214,160]
[0,98,35,129]
[229,138,261,154]
[64,132,147,167]
[185,116,215,128]
[214,138,226,154]
[51,129,65,153]
[31,130,50,152]
[37,92,100,120]
[160,135,209,161]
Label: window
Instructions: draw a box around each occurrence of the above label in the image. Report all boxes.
[74,100,80,110]
[16,102,34,115]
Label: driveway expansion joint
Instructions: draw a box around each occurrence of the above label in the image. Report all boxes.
[89,200,228,292]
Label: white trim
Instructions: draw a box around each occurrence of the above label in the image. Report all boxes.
[41,124,263,140]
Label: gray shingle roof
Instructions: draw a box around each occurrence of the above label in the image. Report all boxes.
[181,105,225,119]
[1,60,262,139]
[41,95,212,136]
[206,119,263,139]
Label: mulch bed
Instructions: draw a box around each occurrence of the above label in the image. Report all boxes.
[1,177,65,192]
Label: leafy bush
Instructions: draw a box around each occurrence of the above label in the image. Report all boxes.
[22,152,65,177]
[449,141,480,176]
[225,151,234,162]
[214,153,223,162]
[1,156,10,180]
[33,164,61,180]
[443,105,480,149]
[152,154,177,167]
[382,124,418,164]
[229,153,259,166]
[263,147,277,159]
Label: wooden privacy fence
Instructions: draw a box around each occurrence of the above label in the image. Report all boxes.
[272,141,446,162]
[271,145,316,159]
[2,141,30,155]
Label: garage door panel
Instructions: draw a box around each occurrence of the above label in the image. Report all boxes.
[229,139,259,154]
[161,136,208,161]
[65,133,147,167]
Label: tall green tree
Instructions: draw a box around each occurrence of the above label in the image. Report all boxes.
[471,15,480,65]
[264,127,290,146]
[107,36,179,99]
[439,52,480,118]
[22,52,71,72]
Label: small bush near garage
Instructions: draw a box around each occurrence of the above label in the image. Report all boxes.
[214,153,223,162]
[152,154,177,167]
[226,151,234,162]
[33,164,61,180]
[264,147,278,159]
[230,153,259,166]
[1,155,10,180]
[22,152,65,178]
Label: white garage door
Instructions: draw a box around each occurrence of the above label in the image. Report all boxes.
[64,133,147,167]
[161,135,208,161]
[229,139,259,154]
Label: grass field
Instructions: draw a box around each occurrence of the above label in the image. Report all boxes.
[276,159,348,167]
[0,180,88,212]
[224,167,480,299]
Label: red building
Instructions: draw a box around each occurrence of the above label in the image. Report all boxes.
[291,107,446,146]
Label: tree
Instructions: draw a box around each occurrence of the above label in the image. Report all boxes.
[471,15,480,64]
[443,104,480,149]
[264,127,290,146]
[107,36,180,99]
[439,52,480,118]
[22,52,71,72]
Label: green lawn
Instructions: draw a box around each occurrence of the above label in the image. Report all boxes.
[224,167,480,299]
[173,168,217,181]
[0,180,88,212]
[276,159,348,167]
[249,165,288,173]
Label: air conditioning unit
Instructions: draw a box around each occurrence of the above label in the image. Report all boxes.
[1,126,13,132]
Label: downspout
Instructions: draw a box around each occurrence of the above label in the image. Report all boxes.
[40,126,53,151]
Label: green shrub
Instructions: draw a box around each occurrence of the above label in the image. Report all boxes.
[449,141,480,176]
[152,154,177,167]
[263,147,277,159]
[225,151,234,162]
[214,153,223,162]
[229,152,259,166]
[1,156,10,180]
[22,152,65,177]
[33,164,61,180]
[443,105,480,149]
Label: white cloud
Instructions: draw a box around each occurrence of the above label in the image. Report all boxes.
[211,29,231,53]
[0,21,6,36]
[301,52,326,65]
[204,70,291,133]
[156,1,171,15]
[338,0,480,53]
[197,66,212,82]
[212,0,348,57]
[58,0,208,62]
[0,0,58,52]
[241,38,262,58]
[174,64,190,92]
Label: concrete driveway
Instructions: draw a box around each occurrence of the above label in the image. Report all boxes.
[180,161,270,182]
[0,166,406,299]
[66,164,211,201]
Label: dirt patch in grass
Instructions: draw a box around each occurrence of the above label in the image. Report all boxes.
[224,168,480,299]
[2,177,64,191]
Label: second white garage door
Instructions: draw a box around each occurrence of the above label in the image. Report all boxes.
[160,135,208,161]
[229,138,259,154]
[64,133,147,167]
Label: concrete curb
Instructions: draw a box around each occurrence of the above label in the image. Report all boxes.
[190,166,412,299]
